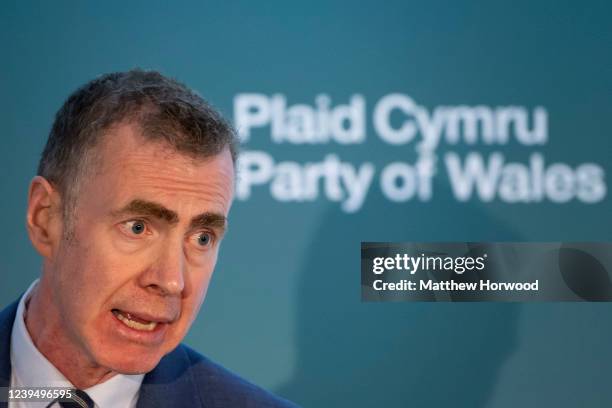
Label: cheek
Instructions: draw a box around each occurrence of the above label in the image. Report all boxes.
[58,227,149,307]
[177,258,218,330]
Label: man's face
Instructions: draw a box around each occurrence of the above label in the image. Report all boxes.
[47,123,234,373]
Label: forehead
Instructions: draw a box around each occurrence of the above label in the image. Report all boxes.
[86,123,235,217]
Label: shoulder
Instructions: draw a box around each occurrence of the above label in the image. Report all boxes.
[179,344,299,408]
[0,299,20,386]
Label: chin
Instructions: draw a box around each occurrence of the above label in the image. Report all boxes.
[97,349,164,375]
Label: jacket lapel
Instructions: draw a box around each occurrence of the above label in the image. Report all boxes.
[136,345,202,408]
[0,299,20,408]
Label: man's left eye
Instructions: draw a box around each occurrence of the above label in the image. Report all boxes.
[196,232,213,247]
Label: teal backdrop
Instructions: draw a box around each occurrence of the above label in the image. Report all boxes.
[1,1,611,407]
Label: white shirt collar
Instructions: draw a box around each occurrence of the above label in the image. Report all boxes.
[10,280,145,408]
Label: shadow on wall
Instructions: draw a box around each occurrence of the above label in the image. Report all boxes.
[276,189,523,408]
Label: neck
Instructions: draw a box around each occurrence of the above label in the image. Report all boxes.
[24,278,118,389]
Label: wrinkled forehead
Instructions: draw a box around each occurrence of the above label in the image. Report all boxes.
[82,123,235,216]
[95,121,234,166]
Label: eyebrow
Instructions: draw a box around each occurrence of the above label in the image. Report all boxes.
[189,212,228,234]
[111,199,228,233]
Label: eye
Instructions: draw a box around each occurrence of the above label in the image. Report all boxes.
[131,221,145,234]
[196,232,213,247]
[122,220,148,236]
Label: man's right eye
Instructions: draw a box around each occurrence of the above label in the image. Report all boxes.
[122,220,147,235]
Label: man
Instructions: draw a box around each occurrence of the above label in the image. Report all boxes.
[0,70,297,407]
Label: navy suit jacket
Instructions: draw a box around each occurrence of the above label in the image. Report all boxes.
[0,299,298,408]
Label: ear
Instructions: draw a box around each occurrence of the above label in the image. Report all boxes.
[26,176,64,259]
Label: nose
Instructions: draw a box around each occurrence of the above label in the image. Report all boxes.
[140,237,187,297]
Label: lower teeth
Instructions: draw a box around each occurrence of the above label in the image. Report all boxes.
[113,310,157,331]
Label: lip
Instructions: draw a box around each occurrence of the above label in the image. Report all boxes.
[112,308,175,324]
[110,309,170,345]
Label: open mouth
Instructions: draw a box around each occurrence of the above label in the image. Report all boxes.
[112,309,158,332]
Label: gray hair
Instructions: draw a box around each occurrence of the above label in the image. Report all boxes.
[37,69,239,233]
